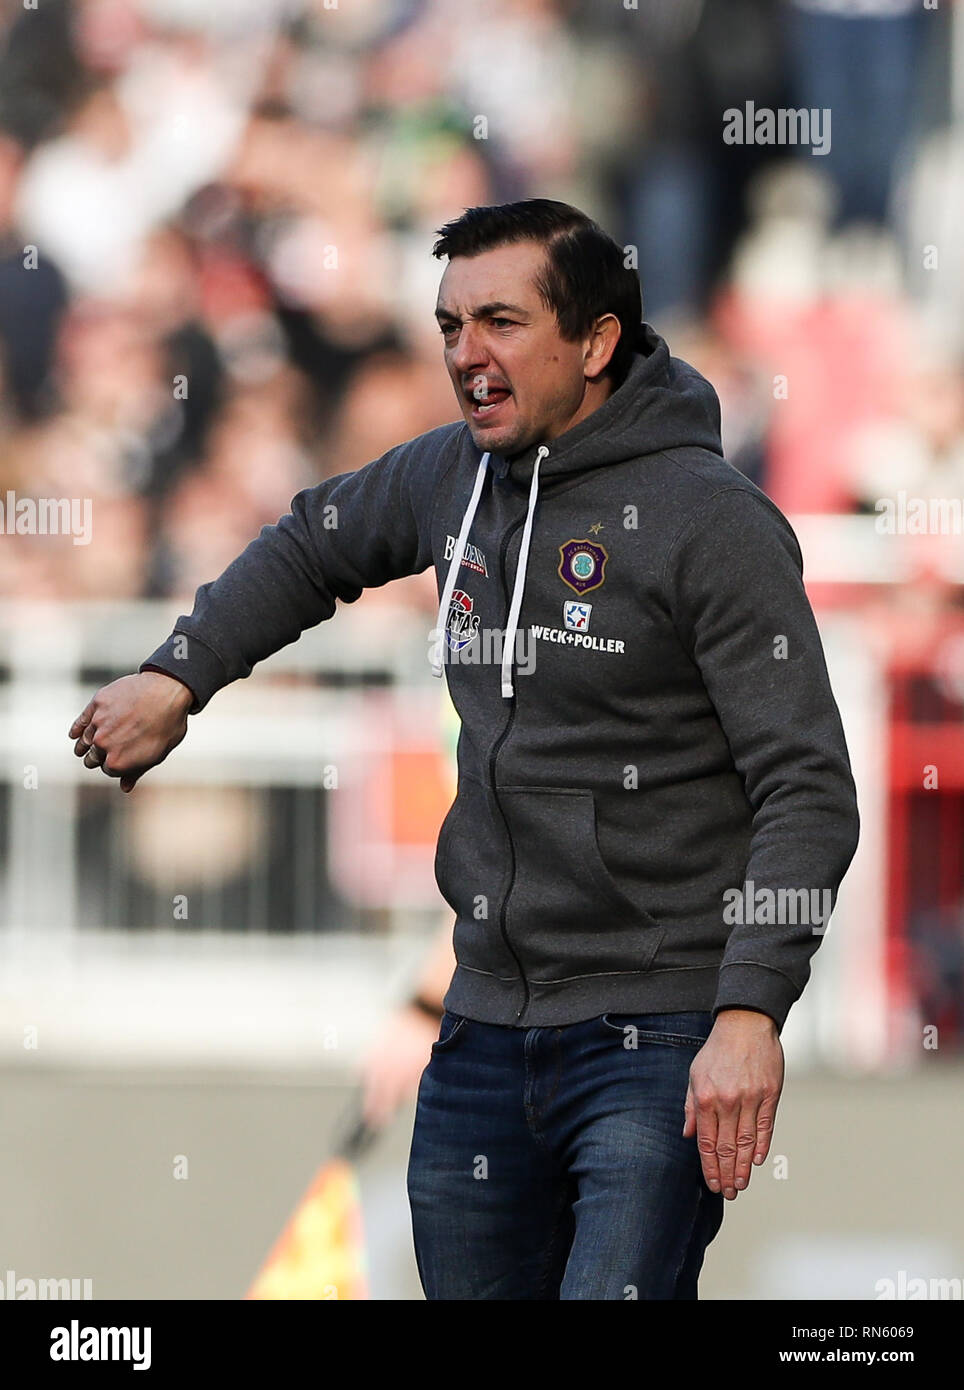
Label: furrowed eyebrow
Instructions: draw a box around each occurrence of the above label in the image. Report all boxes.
[434,302,529,322]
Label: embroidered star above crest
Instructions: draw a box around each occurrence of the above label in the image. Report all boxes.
[588,522,604,535]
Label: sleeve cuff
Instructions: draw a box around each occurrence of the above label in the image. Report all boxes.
[138,632,229,714]
[712,962,801,1034]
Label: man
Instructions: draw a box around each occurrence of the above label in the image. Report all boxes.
[68,199,860,1300]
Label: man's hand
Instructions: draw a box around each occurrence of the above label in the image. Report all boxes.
[358,1003,441,1129]
[682,1007,784,1200]
[68,672,194,793]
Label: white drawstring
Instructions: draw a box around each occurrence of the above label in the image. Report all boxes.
[501,445,548,699]
[431,452,490,679]
[431,444,549,699]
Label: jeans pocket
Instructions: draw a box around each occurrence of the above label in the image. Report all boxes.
[430,1010,467,1054]
[599,1011,714,1048]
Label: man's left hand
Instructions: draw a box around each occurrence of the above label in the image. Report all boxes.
[682,1008,784,1200]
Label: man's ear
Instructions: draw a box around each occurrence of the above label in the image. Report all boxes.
[584,313,621,381]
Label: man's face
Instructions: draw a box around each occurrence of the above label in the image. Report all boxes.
[435,241,615,458]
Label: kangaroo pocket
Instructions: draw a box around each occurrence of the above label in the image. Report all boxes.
[434,772,518,977]
[498,786,664,984]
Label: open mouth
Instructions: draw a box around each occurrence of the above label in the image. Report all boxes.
[466,386,512,422]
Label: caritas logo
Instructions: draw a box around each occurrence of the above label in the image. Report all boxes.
[445,589,481,652]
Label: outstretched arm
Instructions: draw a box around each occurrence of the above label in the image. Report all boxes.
[138,428,453,713]
[67,424,460,788]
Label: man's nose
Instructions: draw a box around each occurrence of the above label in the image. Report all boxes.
[451,321,488,374]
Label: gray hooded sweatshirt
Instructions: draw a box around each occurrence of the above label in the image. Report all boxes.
[141,322,860,1032]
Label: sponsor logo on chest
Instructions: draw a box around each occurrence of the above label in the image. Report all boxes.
[537,534,625,655]
[445,588,481,652]
[444,533,489,577]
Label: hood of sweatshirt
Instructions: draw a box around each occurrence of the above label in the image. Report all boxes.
[431,322,727,700]
[490,320,724,486]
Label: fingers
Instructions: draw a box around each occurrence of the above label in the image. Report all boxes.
[361,1072,392,1130]
[69,708,120,779]
[694,1097,760,1198]
[712,1103,738,1198]
[360,1056,411,1130]
[74,726,107,768]
[80,722,105,764]
[693,1090,721,1194]
[69,683,154,792]
[732,1102,759,1193]
[692,1092,778,1198]
[83,744,107,770]
[682,1078,696,1139]
[73,730,95,758]
[73,707,101,758]
[753,1095,777,1166]
[68,701,94,740]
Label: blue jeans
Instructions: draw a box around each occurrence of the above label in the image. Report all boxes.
[406,1010,724,1299]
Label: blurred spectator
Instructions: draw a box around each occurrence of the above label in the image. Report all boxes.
[714,161,911,514]
[603,0,791,321]
[321,349,454,478]
[783,0,927,229]
[844,335,964,517]
[150,372,314,598]
[0,0,85,148]
[0,134,67,420]
[126,226,224,498]
[907,898,964,1051]
[667,317,772,492]
[15,36,244,294]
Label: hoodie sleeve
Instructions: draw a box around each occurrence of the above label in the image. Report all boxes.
[139,426,457,713]
[662,486,860,1032]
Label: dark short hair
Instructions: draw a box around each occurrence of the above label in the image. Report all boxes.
[432,199,643,390]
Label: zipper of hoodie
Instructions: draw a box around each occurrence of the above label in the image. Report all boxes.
[489,504,530,1022]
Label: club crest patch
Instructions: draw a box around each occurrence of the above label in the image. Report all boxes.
[445,589,480,652]
[563,601,591,631]
[558,539,608,595]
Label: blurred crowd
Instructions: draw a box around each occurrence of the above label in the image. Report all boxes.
[0,0,961,614]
